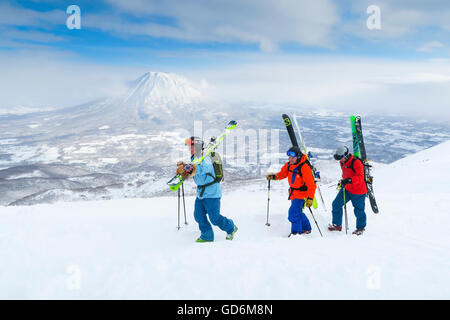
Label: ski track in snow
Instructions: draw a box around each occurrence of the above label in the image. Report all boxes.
[0,141,449,299]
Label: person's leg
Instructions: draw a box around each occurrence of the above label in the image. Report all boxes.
[203,198,235,234]
[194,198,214,241]
[331,188,345,226]
[288,199,303,234]
[350,193,367,230]
[298,201,312,232]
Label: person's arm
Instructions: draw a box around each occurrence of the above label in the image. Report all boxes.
[275,163,289,180]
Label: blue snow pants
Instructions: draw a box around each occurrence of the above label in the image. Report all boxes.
[194,197,235,241]
[332,188,367,230]
[288,199,312,234]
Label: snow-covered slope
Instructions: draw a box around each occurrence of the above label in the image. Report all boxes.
[0,140,449,299]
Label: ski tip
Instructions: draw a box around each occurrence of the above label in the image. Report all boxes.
[282,114,292,126]
[227,120,237,129]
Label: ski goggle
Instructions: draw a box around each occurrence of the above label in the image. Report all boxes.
[287,150,298,158]
[185,138,194,146]
[333,154,344,160]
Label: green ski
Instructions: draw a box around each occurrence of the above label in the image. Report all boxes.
[350,115,379,214]
[350,115,360,157]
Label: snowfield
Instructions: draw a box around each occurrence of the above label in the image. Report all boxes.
[1,141,449,299]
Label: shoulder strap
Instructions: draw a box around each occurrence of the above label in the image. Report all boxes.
[288,159,311,177]
[349,157,364,172]
[197,173,219,197]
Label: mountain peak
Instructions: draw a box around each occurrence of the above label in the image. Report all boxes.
[124,72,204,115]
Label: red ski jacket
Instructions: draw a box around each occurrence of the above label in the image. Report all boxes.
[276,154,317,200]
[341,155,367,195]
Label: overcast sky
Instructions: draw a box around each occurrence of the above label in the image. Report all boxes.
[0,0,449,119]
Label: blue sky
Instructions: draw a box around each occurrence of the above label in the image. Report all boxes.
[0,0,449,118]
[1,0,449,63]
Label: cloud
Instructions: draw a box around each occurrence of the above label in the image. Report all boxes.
[186,55,450,119]
[1,27,67,43]
[339,0,450,40]
[92,0,340,51]
[417,41,445,53]
[0,2,63,28]
[0,49,449,120]
[0,50,141,109]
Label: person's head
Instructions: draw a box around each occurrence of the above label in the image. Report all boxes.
[185,136,204,157]
[286,146,302,165]
[333,146,351,163]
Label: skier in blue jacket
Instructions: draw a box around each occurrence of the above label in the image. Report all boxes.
[177,136,237,242]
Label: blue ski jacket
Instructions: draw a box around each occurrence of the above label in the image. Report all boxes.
[193,156,222,199]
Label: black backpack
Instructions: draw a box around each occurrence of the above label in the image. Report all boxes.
[348,156,372,184]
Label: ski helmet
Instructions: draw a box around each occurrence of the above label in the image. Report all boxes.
[185,136,204,156]
[287,146,302,158]
[185,136,204,147]
[333,146,350,161]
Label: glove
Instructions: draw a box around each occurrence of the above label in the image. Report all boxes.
[266,174,277,180]
[340,178,352,186]
[176,162,196,178]
[176,164,186,176]
[184,164,195,175]
[305,198,314,208]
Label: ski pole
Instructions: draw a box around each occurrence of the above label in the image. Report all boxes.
[181,183,188,225]
[308,207,323,237]
[177,188,181,230]
[266,179,271,226]
[343,188,348,235]
[317,187,327,212]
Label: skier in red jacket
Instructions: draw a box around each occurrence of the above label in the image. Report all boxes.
[328,146,367,235]
[267,146,316,236]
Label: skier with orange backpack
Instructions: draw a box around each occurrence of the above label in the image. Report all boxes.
[267,146,317,236]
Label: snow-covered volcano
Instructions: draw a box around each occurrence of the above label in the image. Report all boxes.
[124,72,205,119]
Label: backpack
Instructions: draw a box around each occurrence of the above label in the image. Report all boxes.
[210,151,223,183]
[197,151,223,197]
[348,156,372,184]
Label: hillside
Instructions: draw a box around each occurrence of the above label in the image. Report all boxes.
[0,139,449,299]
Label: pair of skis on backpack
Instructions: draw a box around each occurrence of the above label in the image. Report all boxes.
[283,113,379,214]
[350,115,379,214]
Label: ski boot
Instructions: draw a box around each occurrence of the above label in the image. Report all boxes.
[328,224,342,232]
[301,230,312,235]
[352,228,365,236]
[196,237,213,243]
[288,232,298,238]
[226,225,238,240]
